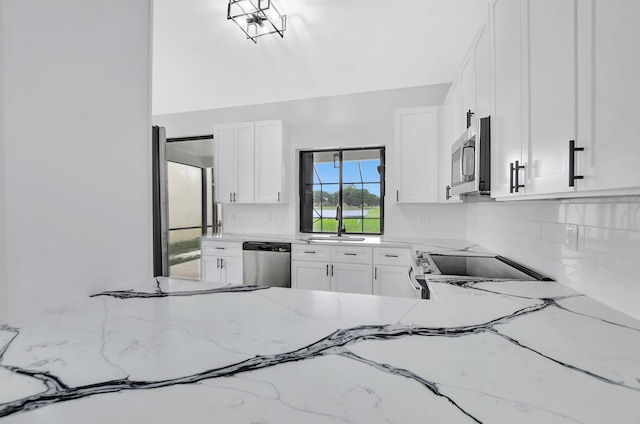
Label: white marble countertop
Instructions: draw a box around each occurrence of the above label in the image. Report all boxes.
[1,274,640,422]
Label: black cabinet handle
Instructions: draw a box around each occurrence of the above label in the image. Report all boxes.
[445,185,451,200]
[396,190,399,202]
[229,192,232,202]
[509,162,515,193]
[326,264,329,276]
[303,251,316,254]
[514,161,525,193]
[331,265,334,276]
[466,110,474,129]
[374,266,377,280]
[569,140,584,187]
[344,253,357,256]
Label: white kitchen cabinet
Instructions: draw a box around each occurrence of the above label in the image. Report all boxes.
[460,53,475,132]
[372,247,412,298]
[449,79,464,140]
[524,0,576,195]
[490,0,524,198]
[291,260,330,291]
[201,241,243,284]
[439,92,459,202]
[373,265,412,298]
[474,16,491,120]
[254,120,287,203]
[215,122,255,204]
[331,263,373,295]
[394,107,439,203]
[291,244,373,295]
[576,0,640,193]
[215,120,287,204]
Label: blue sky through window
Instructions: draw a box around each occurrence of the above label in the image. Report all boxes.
[313,159,381,196]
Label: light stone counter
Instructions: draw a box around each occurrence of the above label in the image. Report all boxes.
[1,273,639,422]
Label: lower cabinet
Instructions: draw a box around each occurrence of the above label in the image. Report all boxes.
[291,261,331,291]
[373,265,412,298]
[291,244,412,298]
[332,263,373,294]
[201,241,243,284]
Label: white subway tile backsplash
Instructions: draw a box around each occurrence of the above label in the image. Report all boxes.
[467,198,640,321]
[582,227,640,262]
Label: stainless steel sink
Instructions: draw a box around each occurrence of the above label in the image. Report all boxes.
[306,235,366,242]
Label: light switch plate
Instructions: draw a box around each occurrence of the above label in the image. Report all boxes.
[566,224,578,250]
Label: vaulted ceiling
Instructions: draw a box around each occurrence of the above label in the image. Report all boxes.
[152,0,489,115]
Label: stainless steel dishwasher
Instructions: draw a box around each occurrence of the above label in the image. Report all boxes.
[242,242,291,288]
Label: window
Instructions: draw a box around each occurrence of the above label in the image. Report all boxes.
[300,147,385,234]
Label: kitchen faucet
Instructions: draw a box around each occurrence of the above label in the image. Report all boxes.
[336,204,345,236]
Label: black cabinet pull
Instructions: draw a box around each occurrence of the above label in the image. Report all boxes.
[326,264,329,276]
[374,266,377,280]
[514,161,525,193]
[509,162,515,193]
[303,251,316,254]
[396,190,399,202]
[466,110,474,129]
[569,140,584,187]
[344,253,357,256]
[445,185,451,200]
[384,254,398,258]
[331,265,334,276]
[277,191,281,202]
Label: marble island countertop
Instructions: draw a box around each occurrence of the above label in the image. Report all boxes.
[1,275,640,422]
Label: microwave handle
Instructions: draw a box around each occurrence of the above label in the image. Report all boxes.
[461,146,475,177]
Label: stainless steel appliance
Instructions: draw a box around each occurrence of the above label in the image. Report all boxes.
[418,253,552,281]
[242,242,292,288]
[450,116,491,197]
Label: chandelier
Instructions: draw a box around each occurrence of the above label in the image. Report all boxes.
[227,0,287,44]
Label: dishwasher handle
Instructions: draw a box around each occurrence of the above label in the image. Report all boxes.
[242,241,291,252]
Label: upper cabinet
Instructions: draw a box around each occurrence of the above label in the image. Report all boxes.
[394,107,439,203]
[254,120,287,203]
[575,0,640,193]
[488,0,640,199]
[215,120,287,204]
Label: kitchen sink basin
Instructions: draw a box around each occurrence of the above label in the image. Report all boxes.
[306,235,366,242]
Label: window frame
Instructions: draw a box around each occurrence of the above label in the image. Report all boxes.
[299,146,385,235]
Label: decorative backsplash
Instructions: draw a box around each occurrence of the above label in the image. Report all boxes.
[467,196,640,320]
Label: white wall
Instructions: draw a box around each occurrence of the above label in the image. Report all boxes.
[467,197,640,321]
[153,84,468,239]
[0,0,8,323]
[2,0,153,321]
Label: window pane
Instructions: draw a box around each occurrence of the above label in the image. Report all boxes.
[301,148,384,235]
[168,162,202,229]
[169,228,201,280]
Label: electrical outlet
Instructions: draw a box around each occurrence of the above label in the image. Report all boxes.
[566,224,578,250]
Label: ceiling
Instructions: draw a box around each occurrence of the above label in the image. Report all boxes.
[152,0,489,115]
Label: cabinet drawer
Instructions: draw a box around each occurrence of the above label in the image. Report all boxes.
[201,241,243,257]
[373,247,411,266]
[292,244,331,262]
[330,246,372,264]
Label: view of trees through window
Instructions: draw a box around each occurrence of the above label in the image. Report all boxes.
[300,147,384,234]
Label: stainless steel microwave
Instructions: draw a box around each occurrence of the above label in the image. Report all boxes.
[450,116,491,196]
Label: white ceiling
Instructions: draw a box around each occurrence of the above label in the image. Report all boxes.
[152,0,489,115]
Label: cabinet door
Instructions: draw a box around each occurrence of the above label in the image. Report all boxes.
[394,107,439,203]
[221,256,243,285]
[525,0,576,195]
[214,124,236,204]
[577,0,640,192]
[201,256,222,283]
[331,263,373,295]
[254,120,285,203]
[373,265,412,298]
[439,93,459,202]
[291,261,331,291]
[490,0,524,198]
[234,122,255,203]
[460,53,476,129]
[450,79,464,138]
[474,18,491,120]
